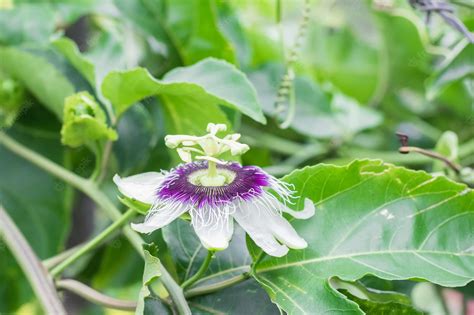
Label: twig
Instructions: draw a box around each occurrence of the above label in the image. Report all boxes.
[0,206,66,315]
[399,145,462,173]
[396,132,462,173]
[56,279,137,311]
[51,209,136,277]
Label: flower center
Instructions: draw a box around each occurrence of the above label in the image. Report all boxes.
[188,168,236,187]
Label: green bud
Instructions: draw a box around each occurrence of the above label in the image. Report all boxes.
[61,91,118,148]
[0,75,25,128]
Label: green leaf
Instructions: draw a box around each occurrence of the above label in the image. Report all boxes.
[189,279,279,315]
[330,278,413,306]
[163,219,251,285]
[52,38,96,86]
[250,159,474,314]
[0,47,75,119]
[166,0,235,65]
[427,39,474,100]
[0,3,55,45]
[372,7,434,93]
[136,244,166,315]
[303,22,379,103]
[162,219,279,314]
[101,58,265,123]
[340,289,423,314]
[216,1,251,68]
[114,104,155,173]
[60,92,117,148]
[113,0,235,66]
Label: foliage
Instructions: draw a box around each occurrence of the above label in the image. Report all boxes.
[0,0,472,314]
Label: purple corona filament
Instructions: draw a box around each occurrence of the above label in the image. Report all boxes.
[157,161,270,208]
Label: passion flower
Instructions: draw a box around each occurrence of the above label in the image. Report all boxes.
[114,123,314,257]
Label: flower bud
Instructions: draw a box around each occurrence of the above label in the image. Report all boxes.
[207,123,227,135]
[61,91,117,148]
[0,76,25,128]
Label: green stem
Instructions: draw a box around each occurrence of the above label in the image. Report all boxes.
[0,206,66,315]
[251,251,266,275]
[43,242,86,270]
[56,279,137,311]
[184,273,249,298]
[97,140,113,184]
[51,209,136,278]
[181,251,214,289]
[0,132,191,315]
[207,160,217,177]
[327,148,433,166]
[90,141,103,182]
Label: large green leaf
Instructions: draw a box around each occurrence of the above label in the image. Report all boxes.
[52,38,96,86]
[165,0,235,65]
[163,219,251,285]
[189,279,279,315]
[340,290,423,315]
[162,219,279,314]
[372,7,434,94]
[250,159,474,314]
[303,23,379,104]
[114,103,156,174]
[113,0,235,66]
[101,58,265,123]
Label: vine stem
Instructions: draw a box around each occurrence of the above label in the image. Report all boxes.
[184,273,249,298]
[0,206,66,315]
[56,279,137,311]
[43,242,85,269]
[399,146,461,173]
[51,209,136,277]
[181,251,214,289]
[0,132,191,315]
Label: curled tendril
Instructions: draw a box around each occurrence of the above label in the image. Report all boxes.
[274,0,311,129]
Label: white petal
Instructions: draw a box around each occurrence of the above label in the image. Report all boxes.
[131,203,188,233]
[113,172,164,204]
[270,215,307,249]
[233,202,290,257]
[190,207,234,250]
[274,198,315,219]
